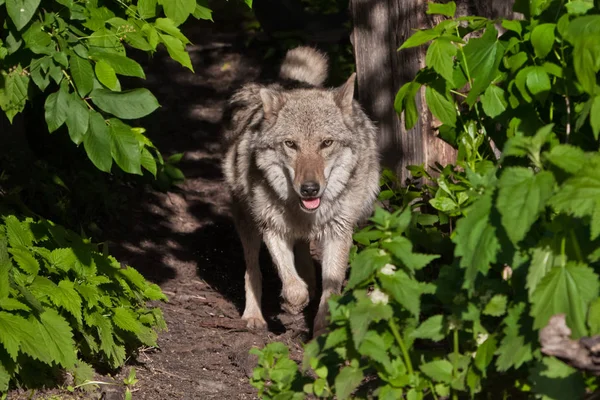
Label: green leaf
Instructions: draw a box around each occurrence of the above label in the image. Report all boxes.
[6,0,41,30]
[4,215,33,248]
[349,292,393,345]
[87,311,125,367]
[526,67,551,95]
[394,82,421,130]
[65,93,90,145]
[192,2,213,21]
[19,310,76,368]
[501,19,522,35]
[90,52,145,79]
[497,168,555,244]
[572,36,600,94]
[37,309,76,368]
[474,335,497,376]
[53,280,83,325]
[44,85,70,133]
[141,148,157,177]
[158,33,194,72]
[462,26,505,105]
[420,359,453,383]
[544,144,586,173]
[410,315,445,341]
[8,247,39,275]
[590,95,600,140]
[379,270,427,316]
[530,24,556,59]
[84,111,113,172]
[381,237,439,270]
[90,88,160,119]
[426,1,456,17]
[453,193,499,290]
[481,85,507,118]
[347,249,390,289]
[495,303,533,371]
[0,260,9,301]
[95,60,119,90]
[400,29,440,49]
[483,294,507,316]
[112,307,143,334]
[425,86,456,127]
[1,67,30,122]
[357,331,390,369]
[588,298,600,335]
[138,0,157,18]
[334,363,364,400]
[527,246,559,299]
[153,18,190,43]
[531,263,599,338]
[530,357,586,400]
[550,156,600,240]
[426,38,457,84]
[69,56,94,97]
[158,0,195,25]
[108,119,142,175]
[0,311,28,361]
[565,0,594,15]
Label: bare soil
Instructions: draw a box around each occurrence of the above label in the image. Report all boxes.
[8,14,322,400]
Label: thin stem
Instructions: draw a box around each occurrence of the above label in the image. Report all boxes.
[450,89,468,98]
[451,329,459,400]
[389,319,414,376]
[62,70,94,111]
[429,381,439,400]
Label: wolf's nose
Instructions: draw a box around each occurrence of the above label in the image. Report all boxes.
[300,181,320,197]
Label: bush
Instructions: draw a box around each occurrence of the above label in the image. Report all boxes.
[0,0,232,393]
[250,0,600,398]
[0,213,167,391]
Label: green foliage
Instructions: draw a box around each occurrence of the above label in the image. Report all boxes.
[0,0,211,178]
[0,214,167,393]
[250,0,600,398]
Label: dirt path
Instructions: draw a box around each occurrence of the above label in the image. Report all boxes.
[100,20,312,400]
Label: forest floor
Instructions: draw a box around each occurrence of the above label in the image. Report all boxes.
[8,11,326,400]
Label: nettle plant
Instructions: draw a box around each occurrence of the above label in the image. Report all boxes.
[250,0,600,398]
[0,214,167,392]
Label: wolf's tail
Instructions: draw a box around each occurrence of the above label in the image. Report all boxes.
[279,46,328,87]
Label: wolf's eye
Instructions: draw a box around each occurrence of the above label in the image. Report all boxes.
[284,140,296,149]
[321,139,333,148]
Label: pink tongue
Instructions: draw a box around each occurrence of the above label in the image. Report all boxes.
[302,198,321,209]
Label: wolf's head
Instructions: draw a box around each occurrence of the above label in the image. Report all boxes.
[252,73,360,213]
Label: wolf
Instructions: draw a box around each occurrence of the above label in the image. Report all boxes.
[222,46,380,336]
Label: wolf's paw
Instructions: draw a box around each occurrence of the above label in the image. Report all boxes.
[244,316,268,330]
[242,314,268,330]
[281,282,309,315]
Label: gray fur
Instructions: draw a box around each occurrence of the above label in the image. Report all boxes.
[222,46,380,336]
[279,46,328,86]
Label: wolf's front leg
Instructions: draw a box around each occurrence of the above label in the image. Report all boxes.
[263,232,310,315]
[313,233,352,337]
[238,223,267,330]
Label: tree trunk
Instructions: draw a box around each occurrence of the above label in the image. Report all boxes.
[349,0,516,182]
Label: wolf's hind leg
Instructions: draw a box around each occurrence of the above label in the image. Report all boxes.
[237,220,267,330]
[264,232,310,315]
[294,240,316,300]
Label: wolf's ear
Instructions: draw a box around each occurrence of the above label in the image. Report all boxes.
[334,72,356,115]
[259,88,285,121]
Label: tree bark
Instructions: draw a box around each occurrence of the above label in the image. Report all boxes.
[349,0,516,181]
